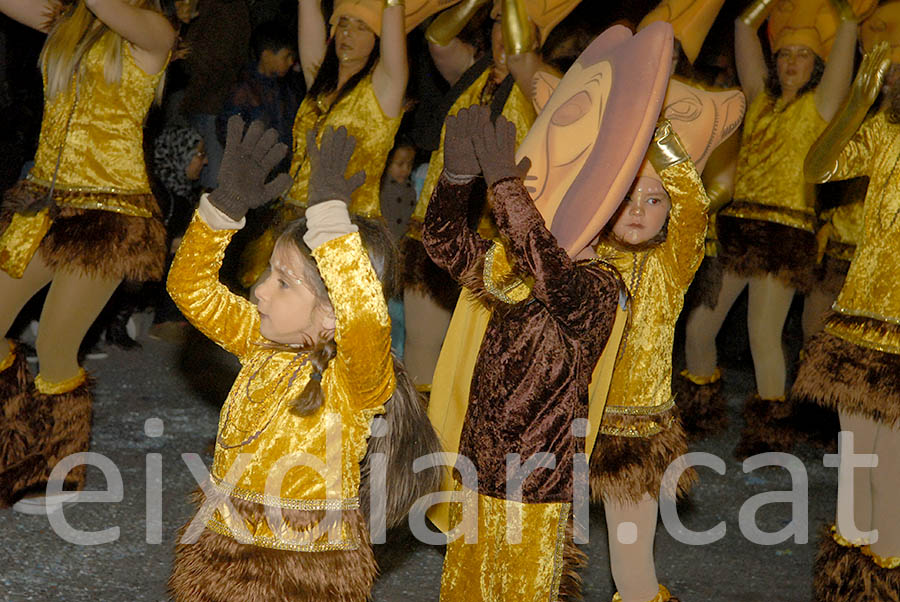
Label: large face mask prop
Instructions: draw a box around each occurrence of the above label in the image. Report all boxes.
[514,22,674,257]
[767,0,876,58]
[637,0,726,64]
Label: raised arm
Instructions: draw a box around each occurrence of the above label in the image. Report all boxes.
[735,0,776,104]
[305,126,394,407]
[84,0,175,73]
[814,0,859,121]
[805,42,889,183]
[298,0,328,89]
[371,0,408,118]
[502,0,560,103]
[425,0,487,85]
[422,109,492,281]
[0,0,55,31]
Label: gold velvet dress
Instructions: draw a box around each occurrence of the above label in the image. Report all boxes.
[238,72,402,288]
[589,160,709,505]
[402,66,535,310]
[794,110,900,429]
[814,177,866,296]
[423,171,622,601]
[168,212,395,600]
[0,30,167,281]
[717,91,826,292]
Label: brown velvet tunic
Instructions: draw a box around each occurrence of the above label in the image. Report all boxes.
[423,174,620,504]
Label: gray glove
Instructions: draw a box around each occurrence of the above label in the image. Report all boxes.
[305,126,366,207]
[207,115,292,221]
[442,105,483,178]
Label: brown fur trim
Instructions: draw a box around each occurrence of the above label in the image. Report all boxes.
[0,377,93,507]
[685,255,724,311]
[814,527,900,602]
[589,411,696,506]
[813,255,850,298]
[733,394,808,460]
[0,180,49,219]
[672,372,729,441]
[557,520,588,601]
[401,236,461,311]
[717,216,817,293]
[793,331,900,428]
[0,344,36,473]
[39,206,166,282]
[170,498,377,602]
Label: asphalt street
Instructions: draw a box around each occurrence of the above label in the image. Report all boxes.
[1,298,838,601]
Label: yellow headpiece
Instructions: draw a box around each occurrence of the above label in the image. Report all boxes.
[637,0,726,64]
[861,1,900,64]
[330,0,461,36]
[767,0,876,58]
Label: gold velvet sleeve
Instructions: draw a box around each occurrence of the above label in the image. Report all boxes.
[657,160,710,288]
[830,113,884,182]
[167,213,259,359]
[312,232,395,410]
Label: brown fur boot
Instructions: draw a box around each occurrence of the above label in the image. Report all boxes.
[0,371,93,507]
[733,394,797,460]
[814,527,900,601]
[1,342,37,473]
[673,369,728,442]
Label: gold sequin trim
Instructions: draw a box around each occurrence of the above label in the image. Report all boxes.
[35,368,86,394]
[26,174,150,196]
[604,397,675,416]
[599,418,670,438]
[720,200,817,233]
[831,305,900,328]
[483,242,532,305]
[210,475,360,511]
[548,502,571,602]
[24,174,155,218]
[825,323,900,356]
[0,340,15,373]
[613,583,672,602]
[862,545,900,569]
[680,367,721,385]
[831,524,869,548]
[205,515,361,552]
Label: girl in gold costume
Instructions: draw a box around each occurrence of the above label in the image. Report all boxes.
[0,0,175,509]
[168,120,440,601]
[237,0,410,289]
[681,0,862,458]
[792,26,900,599]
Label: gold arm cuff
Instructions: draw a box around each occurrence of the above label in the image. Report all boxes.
[501,0,534,56]
[35,368,87,395]
[862,545,900,569]
[425,0,490,46]
[739,0,777,29]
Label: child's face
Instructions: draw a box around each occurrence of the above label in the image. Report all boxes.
[610,176,671,245]
[387,147,414,183]
[260,47,296,78]
[255,243,334,345]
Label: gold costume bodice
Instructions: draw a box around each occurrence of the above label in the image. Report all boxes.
[168,215,395,551]
[285,72,401,217]
[823,111,900,354]
[723,92,825,232]
[29,31,164,218]
[820,196,865,261]
[407,68,535,240]
[595,161,709,437]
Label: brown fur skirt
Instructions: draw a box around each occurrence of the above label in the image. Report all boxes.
[793,326,900,428]
[813,254,851,298]
[1,181,166,282]
[717,215,817,293]
[170,495,377,602]
[588,409,697,506]
[684,255,724,311]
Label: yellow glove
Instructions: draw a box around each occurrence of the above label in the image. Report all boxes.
[501,0,535,56]
[804,41,891,183]
[739,0,778,29]
[426,0,491,46]
[648,119,690,173]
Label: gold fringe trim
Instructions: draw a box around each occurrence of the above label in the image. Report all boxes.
[549,502,571,602]
[35,368,87,394]
[204,515,361,552]
[862,546,900,570]
[209,474,360,512]
[720,200,817,233]
[680,366,721,385]
[827,309,900,355]
[831,524,869,548]
[612,584,672,602]
[0,340,15,372]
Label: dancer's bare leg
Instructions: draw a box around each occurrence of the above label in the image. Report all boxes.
[870,421,900,559]
[604,493,660,602]
[684,271,748,377]
[403,288,452,389]
[0,254,55,363]
[835,411,876,540]
[746,274,796,399]
[801,285,838,342]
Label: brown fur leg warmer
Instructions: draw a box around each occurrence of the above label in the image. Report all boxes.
[733,394,798,460]
[0,343,36,472]
[793,331,900,429]
[170,502,377,602]
[557,520,588,601]
[589,413,697,506]
[0,377,93,507]
[672,372,728,441]
[814,528,900,602]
